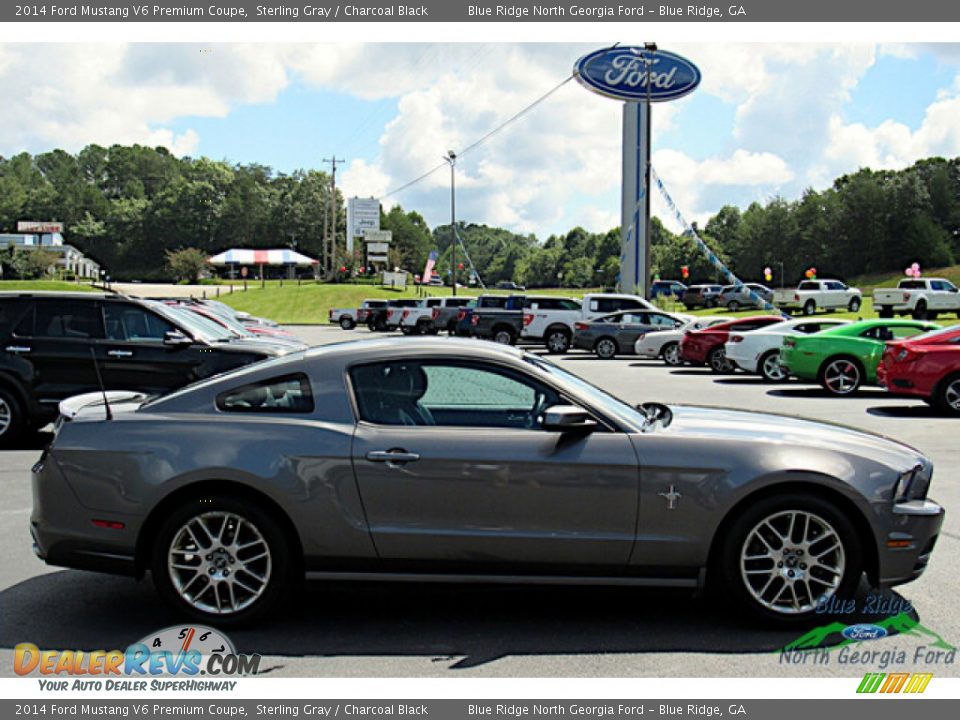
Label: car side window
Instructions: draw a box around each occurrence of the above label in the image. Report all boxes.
[648,314,678,328]
[216,374,314,413]
[103,304,176,341]
[351,361,560,429]
[17,300,104,339]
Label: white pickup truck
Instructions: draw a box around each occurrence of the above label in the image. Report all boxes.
[773,280,862,315]
[873,278,960,320]
[521,293,657,353]
[396,297,474,334]
[328,299,387,330]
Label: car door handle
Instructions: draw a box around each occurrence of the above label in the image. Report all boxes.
[107,350,133,358]
[366,450,420,464]
[5,345,31,354]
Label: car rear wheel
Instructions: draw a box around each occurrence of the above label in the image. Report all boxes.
[759,350,788,382]
[400,327,414,335]
[0,388,25,447]
[935,374,960,416]
[913,301,929,321]
[339,316,355,330]
[708,346,732,373]
[727,300,740,312]
[152,495,289,625]
[803,300,816,316]
[719,493,861,623]
[545,328,571,354]
[847,297,861,312]
[661,342,682,366]
[492,327,516,345]
[594,337,618,359]
[818,356,863,396]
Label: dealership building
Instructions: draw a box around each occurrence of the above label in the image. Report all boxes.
[0,230,102,279]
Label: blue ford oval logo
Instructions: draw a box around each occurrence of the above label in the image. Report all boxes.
[574,47,701,102]
[841,624,888,641]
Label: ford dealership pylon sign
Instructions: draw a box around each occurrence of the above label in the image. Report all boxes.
[574,46,701,102]
[574,45,700,297]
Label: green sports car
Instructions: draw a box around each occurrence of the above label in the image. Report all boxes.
[780,319,941,395]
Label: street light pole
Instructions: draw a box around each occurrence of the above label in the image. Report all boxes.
[444,151,458,296]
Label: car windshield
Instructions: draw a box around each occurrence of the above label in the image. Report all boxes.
[147,302,229,343]
[523,353,648,431]
[192,307,254,336]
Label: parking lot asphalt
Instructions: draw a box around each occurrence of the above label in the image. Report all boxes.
[1,324,957,678]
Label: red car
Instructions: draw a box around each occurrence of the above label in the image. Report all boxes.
[680,315,784,372]
[877,325,960,414]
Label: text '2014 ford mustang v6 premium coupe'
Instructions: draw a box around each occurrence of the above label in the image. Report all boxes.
[31,338,943,625]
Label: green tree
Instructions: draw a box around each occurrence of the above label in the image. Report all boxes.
[165,247,209,283]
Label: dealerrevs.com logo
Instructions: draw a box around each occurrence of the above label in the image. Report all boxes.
[15,625,260,691]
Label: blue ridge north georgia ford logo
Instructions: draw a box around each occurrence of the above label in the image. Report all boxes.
[574,46,702,102]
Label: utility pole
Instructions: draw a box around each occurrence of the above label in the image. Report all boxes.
[323,156,344,279]
[444,151,457,296]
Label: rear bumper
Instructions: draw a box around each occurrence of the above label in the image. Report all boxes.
[877,499,944,587]
[31,454,141,578]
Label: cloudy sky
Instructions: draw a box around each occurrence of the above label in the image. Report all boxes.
[1,42,959,236]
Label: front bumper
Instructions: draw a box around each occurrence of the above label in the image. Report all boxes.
[877,499,944,587]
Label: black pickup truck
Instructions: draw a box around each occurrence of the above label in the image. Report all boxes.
[469,295,528,344]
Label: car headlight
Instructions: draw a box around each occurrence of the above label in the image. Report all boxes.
[893,463,930,502]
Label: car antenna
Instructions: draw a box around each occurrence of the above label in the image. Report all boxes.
[89,348,113,421]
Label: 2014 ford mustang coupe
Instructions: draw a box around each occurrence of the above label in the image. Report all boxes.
[31,338,943,625]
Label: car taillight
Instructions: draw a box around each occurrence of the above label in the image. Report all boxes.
[783,338,797,349]
[523,313,534,326]
[402,309,410,319]
[729,335,743,343]
[471,315,479,326]
[896,347,919,363]
[794,294,800,301]
[328,310,335,320]
[903,293,911,302]
[457,310,466,321]
[432,309,440,320]
[574,322,589,331]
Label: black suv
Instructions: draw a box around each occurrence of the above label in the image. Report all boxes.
[0,292,288,444]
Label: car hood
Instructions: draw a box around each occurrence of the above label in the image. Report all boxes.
[213,338,294,355]
[661,405,925,473]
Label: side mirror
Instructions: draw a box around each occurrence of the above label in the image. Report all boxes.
[163,330,193,347]
[950,287,959,293]
[541,405,598,432]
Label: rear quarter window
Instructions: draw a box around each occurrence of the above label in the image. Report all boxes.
[216,374,314,413]
[0,299,26,336]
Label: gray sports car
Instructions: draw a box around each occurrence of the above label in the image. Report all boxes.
[31,338,943,625]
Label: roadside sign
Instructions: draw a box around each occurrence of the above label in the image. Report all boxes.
[363,229,392,244]
[17,221,64,233]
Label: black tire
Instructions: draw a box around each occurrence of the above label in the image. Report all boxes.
[708,346,732,373]
[416,320,432,335]
[545,327,571,354]
[661,342,682,366]
[373,316,387,332]
[878,307,893,319]
[0,387,26,448]
[492,326,517,345]
[727,300,740,312]
[400,327,413,335]
[818,355,863,396]
[847,297,861,313]
[716,492,863,624]
[705,299,717,309]
[152,494,290,626]
[447,320,458,335]
[759,350,788,382]
[913,301,928,321]
[594,337,618,359]
[803,299,816,316]
[338,316,355,330]
[934,373,960,416]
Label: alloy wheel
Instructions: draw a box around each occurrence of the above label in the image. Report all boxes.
[494,329,514,345]
[709,347,731,373]
[740,510,845,615]
[167,512,272,616]
[761,352,787,381]
[0,397,11,437]
[546,331,570,354]
[596,338,617,359]
[945,378,960,412]
[662,343,681,366]
[823,359,861,395]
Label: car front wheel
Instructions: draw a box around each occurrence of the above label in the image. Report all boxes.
[152,495,289,625]
[720,493,861,623]
[708,346,732,373]
[759,350,788,382]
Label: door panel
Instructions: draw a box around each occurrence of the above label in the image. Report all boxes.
[351,425,640,568]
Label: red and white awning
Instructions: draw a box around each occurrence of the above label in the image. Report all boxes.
[208,248,319,266]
